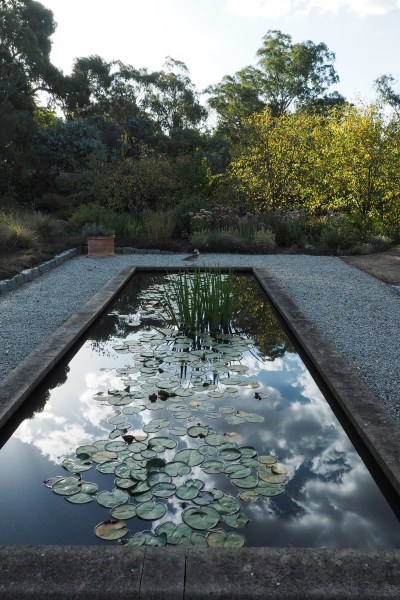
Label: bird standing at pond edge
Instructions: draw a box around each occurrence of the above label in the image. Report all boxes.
[182,249,200,261]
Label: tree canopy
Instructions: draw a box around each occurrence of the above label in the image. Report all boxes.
[207,29,341,138]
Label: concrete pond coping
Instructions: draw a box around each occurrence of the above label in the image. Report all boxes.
[0,265,400,599]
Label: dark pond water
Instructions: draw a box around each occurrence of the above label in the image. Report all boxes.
[1,273,399,548]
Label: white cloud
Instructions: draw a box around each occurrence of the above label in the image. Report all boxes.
[225,0,399,18]
[225,0,294,18]
[308,0,399,15]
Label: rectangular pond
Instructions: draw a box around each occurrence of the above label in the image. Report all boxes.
[1,272,399,548]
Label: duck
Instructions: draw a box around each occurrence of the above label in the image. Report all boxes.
[182,249,200,261]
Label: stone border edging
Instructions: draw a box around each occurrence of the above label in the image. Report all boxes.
[1,546,400,599]
[0,248,79,294]
[0,266,400,599]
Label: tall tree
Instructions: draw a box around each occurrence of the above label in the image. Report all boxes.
[0,0,59,108]
[255,30,339,115]
[0,0,61,200]
[207,30,340,137]
[374,74,400,110]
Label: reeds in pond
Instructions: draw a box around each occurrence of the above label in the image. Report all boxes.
[163,269,240,334]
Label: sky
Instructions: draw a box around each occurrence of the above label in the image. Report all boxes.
[41,0,400,103]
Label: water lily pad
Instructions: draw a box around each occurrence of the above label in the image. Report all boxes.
[272,464,287,475]
[259,470,286,484]
[174,449,204,467]
[182,506,220,530]
[94,520,128,540]
[224,512,250,528]
[239,446,258,458]
[97,489,129,508]
[151,482,176,498]
[219,377,242,385]
[174,388,194,397]
[44,476,65,488]
[229,365,249,373]
[201,460,225,474]
[244,413,264,423]
[208,391,224,398]
[173,410,192,420]
[148,436,177,452]
[198,445,218,457]
[169,426,187,436]
[192,491,214,506]
[130,468,147,482]
[122,406,145,415]
[219,447,241,461]
[109,394,133,406]
[177,533,208,547]
[136,501,166,521]
[128,442,148,454]
[115,477,137,490]
[62,457,92,472]
[52,477,81,496]
[121,532,146,547]
[219,406,236,414]
[176,482,200,500]
[224,465,252,479]
[96,460,123,474]
[164,461,191,477]
[256,483,285,497]
[111,503,137,519]
[231,475,259,489]
[106,441,127,452]
[214,496,241,515]
[155,522,192,544]
[132,490,153,503]
[187,425,209,438]
[204,434,226,447]
[76,444,97,457]
[91,450,118,464]
[147,471,172,486]
[143,418,170,433]
[141,449,157,460]
[240,457,260,468]
[65,491,94,504]
[239,490,261,502]
[207,530,245,548]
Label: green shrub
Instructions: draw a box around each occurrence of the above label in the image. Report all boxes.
[30,212,67,241]
[141,210,175,242]
[172,196,213,235]
[190,229,250,253]
[69,203,143,239]
[0,212,38,248]
[253,227,276,252]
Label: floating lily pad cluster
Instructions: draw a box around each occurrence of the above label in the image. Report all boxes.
[45,274,289,547]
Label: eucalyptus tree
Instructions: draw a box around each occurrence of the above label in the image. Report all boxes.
[0,0,62,200]
[374,74,400,111]
[207,29,340,138]
[0,0,59,108]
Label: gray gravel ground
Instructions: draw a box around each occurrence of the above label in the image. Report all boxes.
[1,252,399,423]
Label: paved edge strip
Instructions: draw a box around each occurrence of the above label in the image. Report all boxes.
[0,265,136,428]
[253,267,400,497]
[0,266,400,599]
[0,248,79,294]
[1,546,400,599]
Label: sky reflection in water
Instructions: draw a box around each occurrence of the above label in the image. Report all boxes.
[0,274,399,547]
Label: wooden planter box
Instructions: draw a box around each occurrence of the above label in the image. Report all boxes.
[87,235,115,257]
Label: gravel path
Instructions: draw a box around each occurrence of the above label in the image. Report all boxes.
[1,253,399,423]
